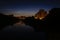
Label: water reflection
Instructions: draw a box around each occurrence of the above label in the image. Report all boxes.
[0,21,46,39]
[13,21,25,26]
[2,21,34,32]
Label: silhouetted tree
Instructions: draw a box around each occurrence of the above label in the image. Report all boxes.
[42,8,60,40]
[43,8,60,32]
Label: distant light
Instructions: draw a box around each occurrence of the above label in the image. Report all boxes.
[39,18,43,20]
[35,16,43,20]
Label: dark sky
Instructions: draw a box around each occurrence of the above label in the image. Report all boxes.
[0,0,60,16]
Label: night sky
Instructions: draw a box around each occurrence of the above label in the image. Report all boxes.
[0,0,60,16]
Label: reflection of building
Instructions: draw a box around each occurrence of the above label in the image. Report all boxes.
[35,9,47,20]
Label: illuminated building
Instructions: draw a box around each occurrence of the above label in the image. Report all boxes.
[35,9,47,20]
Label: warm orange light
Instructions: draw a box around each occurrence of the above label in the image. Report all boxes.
[35,16,45,20]
[39,18,43,20]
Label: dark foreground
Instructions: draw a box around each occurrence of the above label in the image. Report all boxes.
[0,32,46,40]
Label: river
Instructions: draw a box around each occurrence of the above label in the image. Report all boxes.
[2,21,34,32]
[0,21,46,40]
